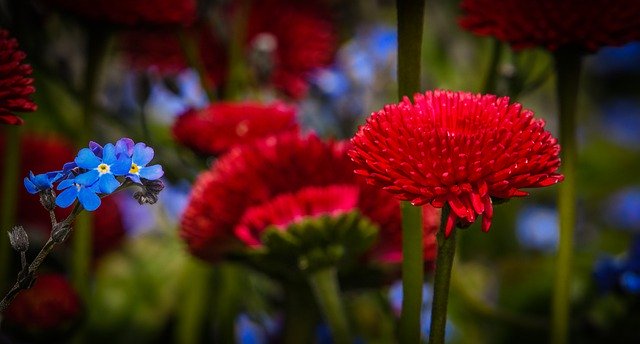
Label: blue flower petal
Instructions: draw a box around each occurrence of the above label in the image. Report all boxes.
[56,187,79,208]
[78,187,101,211]
[115,138,134,158]
[32,174,51,188]
[132,143,154,167]
[24,177,38,194]
[98,173,121,194]
[57,178,75,190]
[76,170,100,185]
[63,161,77,173]
[129,174,142,184]
[111,157,133,176]
[75,148,101,169]
[102,143,117,164]
[89,141,103,157]
[139,165,164,180]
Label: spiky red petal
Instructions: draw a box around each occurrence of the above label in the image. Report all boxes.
[0,29,36,125]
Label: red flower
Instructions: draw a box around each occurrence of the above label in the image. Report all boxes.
[459,0,640,52]
[0,133,125,258]
[350,90,563,236]
[180,132,438,263]
[246,0,337,98]
[44,0,196,26]
[4,274,82,335]
[0,29,36,125]
[172,102,298,156]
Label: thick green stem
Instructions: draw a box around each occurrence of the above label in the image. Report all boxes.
[428,205,456,344]
[400,202,424,343]
[1,126,21,292]
[212,263,244,344]
[551,48,582,344]
[175,258,215,344]
[308,267,350,344]
[397,1,426,342]
[481,39,502,94]
[282,284,316,344]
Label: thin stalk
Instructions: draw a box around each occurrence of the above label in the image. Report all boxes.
[308,267,350,344]
[224,0,250,100]
[481,39,502,94]
[428,205,456,344]
[0,126,21,292]
[177,29,216,101]
[551,48,582,344]
[175,258,215,344]
[397,0,426,342]
[282,284,316,344]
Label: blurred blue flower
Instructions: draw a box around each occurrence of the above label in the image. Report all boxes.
[23,171,62,194]
[236,314,267,344]
[116,192,157,237]
[605,187,640,231]
[516,205,559,252]
[74,143,131,194]
[599,100,640,149]
[594,235,640,294]
[591,41,640,74]
[159,180,191,222]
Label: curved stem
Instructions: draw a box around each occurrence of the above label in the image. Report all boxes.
[397,0,426,342]
[308,267,350,344]
[428,205,456,344]
[551,48,582,344]
[1,126,21,292]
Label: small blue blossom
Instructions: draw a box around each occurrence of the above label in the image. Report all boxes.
[23,171,62,194]
[605,187,640,231]
[74,143,131,194]
[235,314,266,344]
[594,235,640,294]
[516,205,559,252]
[122,142,164,183]
[55,176,102,211]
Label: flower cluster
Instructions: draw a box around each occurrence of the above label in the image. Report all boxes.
[23,138,163,212]
[350,90,563,236]
[459,0,640,53]
[594,236,640,295]
[0,29,37,125]
[172,102,298,156]
[180,131,438,265]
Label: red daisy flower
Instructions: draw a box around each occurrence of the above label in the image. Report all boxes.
[0,133,125,258]
[180,132,438,263]
[246,0,337,98]
[459,0,640,52]
[4,274,82,335]
[0,29,36,125]
[350,90,563,237]
[172,102,298,156]
[44,0,196,26]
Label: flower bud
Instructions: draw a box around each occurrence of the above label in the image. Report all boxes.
[133,179,164,205]
[8,226,29,252]
[39,188,57,211]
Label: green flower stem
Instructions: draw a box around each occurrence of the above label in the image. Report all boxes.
[224,0,250,100]
[212,263,244,344]
[175,258,215,344]
[428,205,456,344]
[282,284,316,344]
[308,267,350,344]
[0,126,21,292]
[551,48,582,344]
[72,27,110,301]
[481,39,502,94]
[177,29,216,101]
[397,0,426,342]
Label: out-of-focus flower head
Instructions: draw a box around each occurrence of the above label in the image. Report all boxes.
[43,0,197,26]
[0,133,126,258]
[3,274,82,339]
[605,187,640,231]
[459,0,640,53]
[246,0,337,98]
[516,205,559,252]
[0,29,37,125]
[180,132,438,264]
[599,100,640,150]
[173,101,298,156]
[350,90,563,236]
[594,236,640,294]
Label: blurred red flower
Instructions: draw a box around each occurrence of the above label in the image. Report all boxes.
[247,0,337,98]
[459,0,640,52]
[44,0,196,26]
[180,132,438,263]
[0,29,36,125]
[0,133,125,258]
[3,274,82,336]
[350,90,563,236]
[172,101,298,156]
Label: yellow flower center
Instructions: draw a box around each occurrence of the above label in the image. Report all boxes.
[97,163,110,175]
[129,163,140,174]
